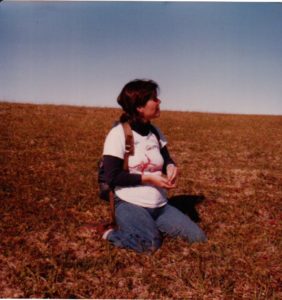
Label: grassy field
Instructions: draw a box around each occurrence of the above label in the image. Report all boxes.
[0,102,281,299]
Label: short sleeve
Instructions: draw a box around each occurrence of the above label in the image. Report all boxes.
[103,124,125,159]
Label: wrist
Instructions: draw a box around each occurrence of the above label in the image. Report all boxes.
[141,174,152,184]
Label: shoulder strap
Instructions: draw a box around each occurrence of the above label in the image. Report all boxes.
[109,122,134,226]
[122,122,134,171]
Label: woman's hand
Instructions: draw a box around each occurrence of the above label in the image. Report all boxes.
[142,174,176,189]
[166,164,178,185]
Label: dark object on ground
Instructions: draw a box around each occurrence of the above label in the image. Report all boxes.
[169,194,205,223]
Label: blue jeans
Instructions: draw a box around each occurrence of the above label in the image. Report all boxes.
[107,197,207,253]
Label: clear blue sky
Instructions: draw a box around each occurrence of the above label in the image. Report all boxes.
[0,1,282,115]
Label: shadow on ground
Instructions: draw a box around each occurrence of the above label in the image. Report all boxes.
[169,194,205,223]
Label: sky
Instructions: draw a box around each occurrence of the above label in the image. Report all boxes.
[0,1,281,115]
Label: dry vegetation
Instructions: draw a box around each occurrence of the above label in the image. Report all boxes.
[0,102,281,299]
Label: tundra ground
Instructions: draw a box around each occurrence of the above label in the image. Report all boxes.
[0,102,281,299]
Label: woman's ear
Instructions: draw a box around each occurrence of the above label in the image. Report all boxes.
[137,106,144,115]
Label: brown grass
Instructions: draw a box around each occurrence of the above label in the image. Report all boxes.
[0,102,281,299]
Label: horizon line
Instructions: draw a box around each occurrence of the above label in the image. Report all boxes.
[1,99,281,117]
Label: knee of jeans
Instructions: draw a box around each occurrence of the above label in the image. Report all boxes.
[189,230,207,243]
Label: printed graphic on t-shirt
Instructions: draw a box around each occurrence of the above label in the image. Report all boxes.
[129,133,163,174]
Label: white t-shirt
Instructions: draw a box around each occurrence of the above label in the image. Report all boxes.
[103,123,168,208]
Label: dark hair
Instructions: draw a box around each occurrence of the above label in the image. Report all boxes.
[117,79,159,123]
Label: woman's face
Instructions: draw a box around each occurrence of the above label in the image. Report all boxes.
[137,95,161,122]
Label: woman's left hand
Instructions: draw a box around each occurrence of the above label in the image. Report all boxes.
[166,164,178,185]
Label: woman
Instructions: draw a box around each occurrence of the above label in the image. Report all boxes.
[100,79,206,252]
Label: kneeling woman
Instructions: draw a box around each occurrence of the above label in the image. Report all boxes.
[101,79,206,252]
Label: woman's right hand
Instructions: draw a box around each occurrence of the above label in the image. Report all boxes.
[141,174,176,189]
